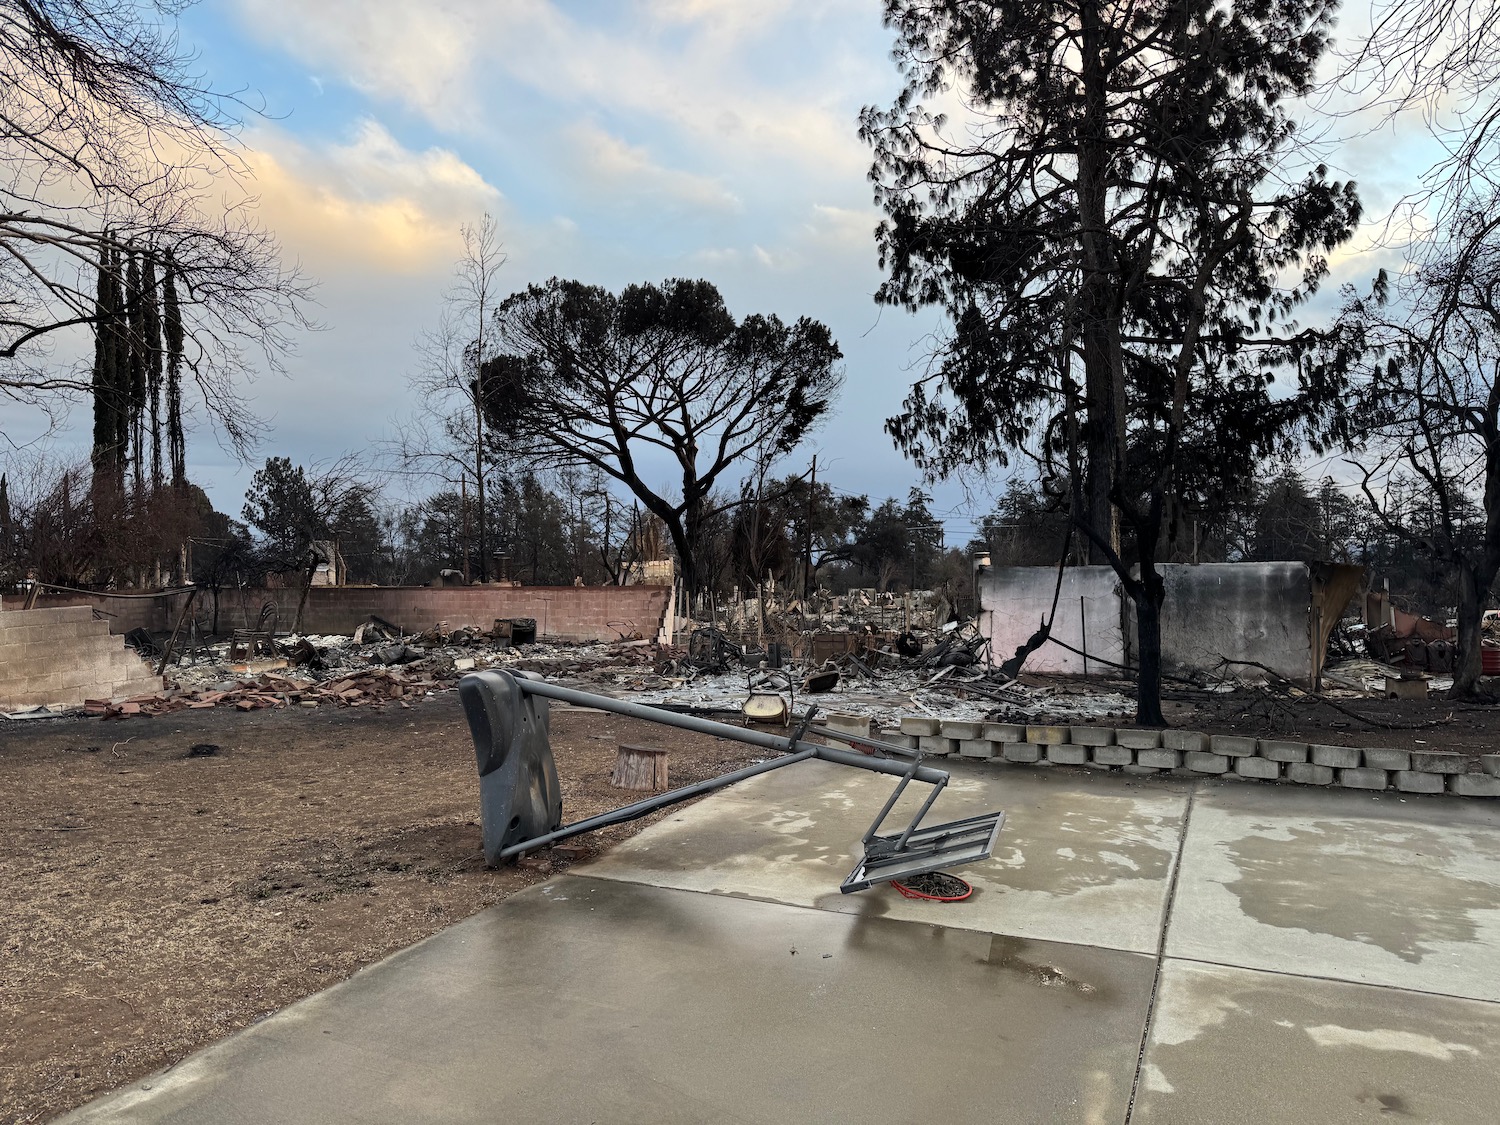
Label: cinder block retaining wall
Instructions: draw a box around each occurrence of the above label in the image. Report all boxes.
[6,585,671,644]
[0,606,162,709]
[895,717,1500,799]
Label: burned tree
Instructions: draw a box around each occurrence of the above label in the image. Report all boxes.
[864,0,1360,723]
[1340,200,1500,698]
[405,215,508,582]
[483,278,842,593]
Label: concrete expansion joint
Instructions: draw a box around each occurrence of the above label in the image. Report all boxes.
[891,718,1500,801]
[1123,785,1197,1125]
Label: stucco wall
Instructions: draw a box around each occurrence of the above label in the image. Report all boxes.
[978,561,1318,681]
[1153,562,1311,682]
[977,565,1125,674]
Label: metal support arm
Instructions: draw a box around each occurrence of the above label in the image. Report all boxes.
[458,670,1005,893]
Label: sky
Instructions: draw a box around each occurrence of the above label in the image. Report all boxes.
[2,0,1452,547]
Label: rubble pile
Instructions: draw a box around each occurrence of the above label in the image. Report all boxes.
[72,608,1138,726]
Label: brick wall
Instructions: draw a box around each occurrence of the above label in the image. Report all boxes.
[5,585,670,643]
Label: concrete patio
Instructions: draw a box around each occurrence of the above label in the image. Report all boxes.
[60,759,1500,1123]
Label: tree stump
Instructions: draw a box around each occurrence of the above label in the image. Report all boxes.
[612,743,669,791]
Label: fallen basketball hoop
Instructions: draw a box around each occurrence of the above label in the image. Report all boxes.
[457,669,1006,895]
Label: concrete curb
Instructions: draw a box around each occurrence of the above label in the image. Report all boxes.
[893,717,1500,798]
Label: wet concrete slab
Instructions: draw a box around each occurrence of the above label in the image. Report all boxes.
[60,876,1157,1125]
[1134,960,1500,1124]
[1167,783,1500,1001]
[581,758,1189,953]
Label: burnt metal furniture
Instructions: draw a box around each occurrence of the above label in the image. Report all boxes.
[229,601,280,662]
[457,669,1006,894]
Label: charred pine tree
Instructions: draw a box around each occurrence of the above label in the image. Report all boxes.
[865,0,1360,724]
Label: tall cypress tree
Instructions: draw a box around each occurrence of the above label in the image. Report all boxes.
[162,251,187,490]
[109,245,131,496]
[0,472,10,560]
[90,241,131,500]
[90,245,114,490]
[126,248,147,497]
[142,255,164,492]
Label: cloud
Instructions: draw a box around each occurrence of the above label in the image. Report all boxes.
[234,119,503,275]
[231,0,881,178]
[564,123,740,213]
[233,0,484,124]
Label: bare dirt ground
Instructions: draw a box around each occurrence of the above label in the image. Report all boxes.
[0,699,766,1125]
[4,680,1498,1124]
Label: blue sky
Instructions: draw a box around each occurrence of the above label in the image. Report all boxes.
[4,0,1449,545]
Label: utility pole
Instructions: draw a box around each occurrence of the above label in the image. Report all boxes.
[802,455,816,598]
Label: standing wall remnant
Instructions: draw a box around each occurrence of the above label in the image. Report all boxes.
[977,561,1363,686]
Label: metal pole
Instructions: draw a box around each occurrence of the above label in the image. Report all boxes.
[507,676,947,783]
[500,747,820,859]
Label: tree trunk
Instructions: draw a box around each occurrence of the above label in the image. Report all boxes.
[1132,577,1167,726]
[1451,563,1488,699]
[665,512,697,596]
[475,386,488,584]
[1076,0,1123,566]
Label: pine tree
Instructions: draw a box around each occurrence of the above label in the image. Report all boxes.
[864,0,1361,722]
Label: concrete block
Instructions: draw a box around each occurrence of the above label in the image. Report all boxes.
[1362,747,1411,771]
[918,736,957,758]
[1484,755,1500,778]
[899,716,941,737]
[958,739,997,760]
[1185,751,1230,774]
[1027,725,1069,746]
[1209,734,1258,757]
[1233,756,1282,779]
[1123,764,1163,776]
[1310,744,1360,769]
[824,713,875,740]
[983,723,1025,742]
[1395,771,1445,794]
[1337,767,1390,790]
[1002,743,1042,764]
[1115,728,1163,749]
[1409,750,1465,774]
[1450,774,1500,797]
[1162,730,1209,753]
[940,720,984,740]
[1287,763,1333,785]
[1091,746,1134,767]
[1082,761,1113,771]
[1069,726,1116,747]
[1137,748,1183,769]
[1045,744,1088,765]
[1258,740,1310,764]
